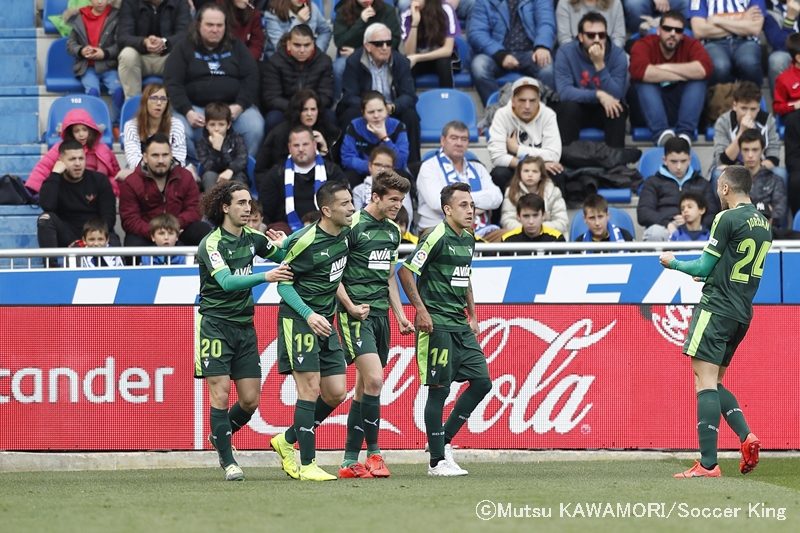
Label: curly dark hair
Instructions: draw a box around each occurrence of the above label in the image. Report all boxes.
[202,180,251,227]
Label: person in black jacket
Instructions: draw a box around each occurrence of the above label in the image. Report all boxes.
[637,137,718,241]
[165,2,264,159]
[37,140,119,259]
[196,102,249,192]
[117,0,191,98]
[261,24,335,134]
[337,22,420,164]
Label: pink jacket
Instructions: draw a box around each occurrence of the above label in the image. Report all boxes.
[27,109,120,196]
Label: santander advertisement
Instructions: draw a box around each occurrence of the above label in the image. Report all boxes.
[1,305,797,451]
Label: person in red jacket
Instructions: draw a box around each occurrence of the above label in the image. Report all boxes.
[119,132,211,246]
[629,10,713,146]
[774,32,800,215]
[217,0,265,60]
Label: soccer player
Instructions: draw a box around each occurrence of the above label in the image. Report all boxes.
[270,181,355,481]
[196,181,293,481]
[398,182,493,477]
[660,165,771,478]
[336,171,415,479]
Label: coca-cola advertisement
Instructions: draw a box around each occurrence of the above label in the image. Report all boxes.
[1,305,798,450]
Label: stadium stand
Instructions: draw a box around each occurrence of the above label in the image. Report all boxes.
[42,0,67,35]
[45,37,83,93]
[414,36,473,89]
[45,94,113,148]
[417,89,478,142]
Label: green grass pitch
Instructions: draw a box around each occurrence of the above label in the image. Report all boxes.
[1,458,798,532]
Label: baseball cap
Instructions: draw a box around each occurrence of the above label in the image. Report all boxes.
[511,77,541,95]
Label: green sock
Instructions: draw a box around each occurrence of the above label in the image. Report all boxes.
[718,383,751,442]
[444,378,492,443]
[425,386,450,466]
[697,389,721,469]
[294,399,317,466]
[343,400,363,464]
[210,407,235,466]
[361,393,382,455]
[228,402,252,434]
[314,396,337,428]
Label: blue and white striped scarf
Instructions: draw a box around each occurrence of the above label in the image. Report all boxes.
[284,154,326,232]
[436,149,482,191]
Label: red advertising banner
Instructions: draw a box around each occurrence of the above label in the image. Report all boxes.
[1,305,798,451]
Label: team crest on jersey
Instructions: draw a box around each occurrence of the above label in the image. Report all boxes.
[709,237,718,247]
[411,249,427,269]
[209,251,225,269]
[330,256,347,281]
[368,249,392,270]
[451,265,471,287]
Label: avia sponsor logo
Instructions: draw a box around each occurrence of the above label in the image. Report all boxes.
[367,249,392,270]
[0,357,175,404]
[233,265,252,276]
[451,265,471,287]
[329,256,347,282]
[650,305,694,346]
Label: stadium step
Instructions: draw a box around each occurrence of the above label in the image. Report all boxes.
[0,1,35,29]
[0,144,43,178]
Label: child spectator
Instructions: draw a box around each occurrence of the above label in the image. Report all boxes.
[500,156,568,234]
[575,193,634,242]
[140,213,186,265]
[66,0,124,135]
[501,193,566,243]
[247,200,267,233]
[196,102,249,192]
[351,147,415,223]
[27,108,121,196]
[670,192,710,241]
[395,204,418,245]
[68,218,124,268]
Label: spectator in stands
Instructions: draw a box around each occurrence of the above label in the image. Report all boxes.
[623,0,689,34]
[254,89,341,174]
[396,0,476,22]
[122,83,188,173]
[247,201,267,232]
[338,23,421,165]
[217,0,265,60]
[500,156,568,233]
[501,193,566,242]
[140,213,187,264]
[395,204,418,244]
[669,191,710,241]
[119,133,210,246]
[68,218,125,267]
[688,0,765,86]
[739,128,788,227]
[400,0,459,88]
[775,32,800,214]
[256,125,347,233]
[333,0,402,100]
[764,0,800,94]
[263,0,332,59]
[351,145,415,222]
[636,136,717,241]
[165,3,264,159]
[260,24,334,134]
[340,91,410,188]
[713,81,780,177]
[37,140,119,261]
[196,102,249,192]
[66,0,124,134]
[487,76,562,193]
[416,120,502,232]
[629,10,713,146]
[556,0,626,49]
[554,12,629,148]
[117,0,191,99]
[27,109,120,197]
[575,193,634,242]
[467,0,557,104]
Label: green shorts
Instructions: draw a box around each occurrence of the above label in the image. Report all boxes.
[337,311,391,366]
[683,308,750,368]
[415,326,489,387]
[277,315,347,377]
[194,314,261,380]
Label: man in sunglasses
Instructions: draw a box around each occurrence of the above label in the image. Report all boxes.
[630,10,713,146]
[554,12,628,148]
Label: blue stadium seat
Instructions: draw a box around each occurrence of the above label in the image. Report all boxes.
[43,0,68,34]
[597,188,631,204]
[569,207,635,241]
[417,89,478,142]
[637,147,703,182]
[45,38,82,93]
[119,96,142,150]
[578,128,605,141]
[46,94,113,148]
[412,39,473,89]
[485,90,501,107]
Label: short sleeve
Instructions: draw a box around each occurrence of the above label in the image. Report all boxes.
[704,211,730,258]
[403,229,442,275]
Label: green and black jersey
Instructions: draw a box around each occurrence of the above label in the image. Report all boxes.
[700,203,772,324]
[339,209,401,316]
[402,221,474,328]
[279,222,350,319]
[197,226,281,324]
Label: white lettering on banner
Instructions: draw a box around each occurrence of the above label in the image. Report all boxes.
[154,276,200,304]
[651,305,694,347]
[72,278,120,304]
[0,357,174,404]
[642,268,702,304]
[534,265,631,303]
